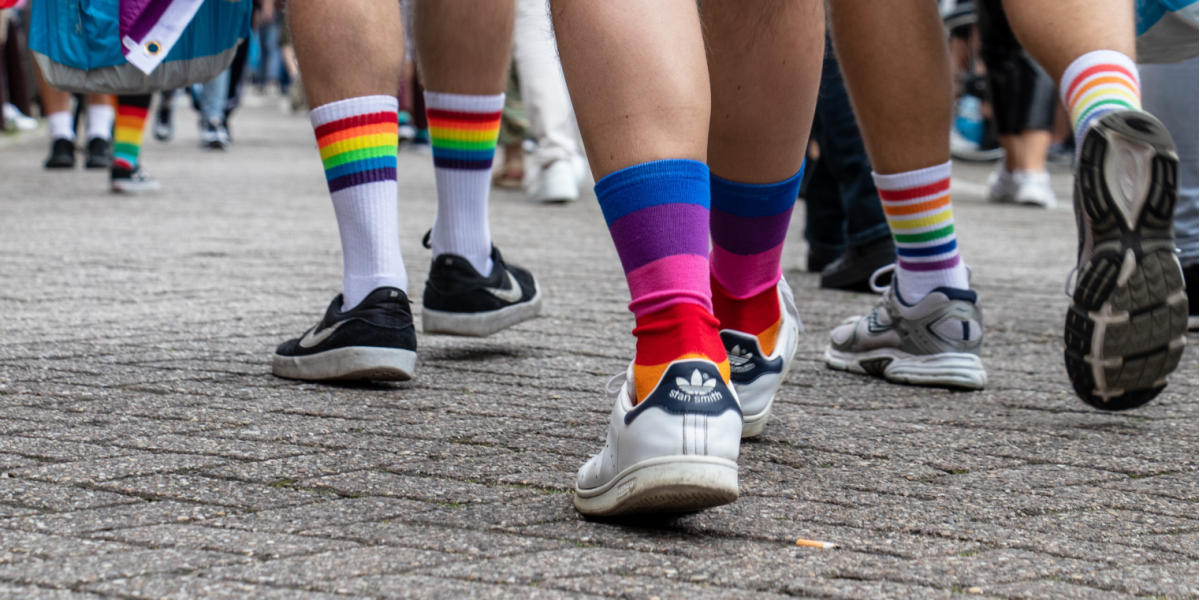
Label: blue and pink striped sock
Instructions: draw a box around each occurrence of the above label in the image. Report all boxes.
[595,159,729,403]
[709,167,803,355]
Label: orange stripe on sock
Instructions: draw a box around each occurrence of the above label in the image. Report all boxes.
[317,122,397,148]
[632,303,729,403]
[882,194,950,217]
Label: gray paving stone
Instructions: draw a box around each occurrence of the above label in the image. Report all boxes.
[9,453,228,484]
[95,474,329,511]
[0,501,233,536]
[0,584,106,599]
[0,99,1194,597]
[84,576,355,599]
[0,548,248,587]
[92,523,360,559]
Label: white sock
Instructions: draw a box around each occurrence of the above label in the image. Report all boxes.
[309,96,407,311]
[425,91,505,276]
[874,162,971,302]
[86,104,115,141]
[47,111,75,141]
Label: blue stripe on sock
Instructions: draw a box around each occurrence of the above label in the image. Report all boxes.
[594,159,710,227]
[896,239,958,257]
[709,162,804,218]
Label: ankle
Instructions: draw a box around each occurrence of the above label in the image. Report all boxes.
[711,277,781,355]
[632,303,728,402]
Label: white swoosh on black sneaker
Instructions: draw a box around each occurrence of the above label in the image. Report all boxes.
[298,321,343,349]
[485,270,523,303]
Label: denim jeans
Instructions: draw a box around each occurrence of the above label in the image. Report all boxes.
[804,37,891,259]
[1140,57,1198,267]
[199,68,231,123]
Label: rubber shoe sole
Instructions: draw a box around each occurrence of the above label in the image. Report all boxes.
[422,287,543,337]
[272,346,416,381]
[1065,111,1187,411]
[573,456,738,517]
[825,347,987,390]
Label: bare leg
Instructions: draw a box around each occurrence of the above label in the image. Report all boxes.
[413,0,512,95]
[828,0,950,175]
[1001,130,1051,172]
[1000,0,1135,82]
[290,0,403,107]
[552,0,709,179]
[703,0,823,183]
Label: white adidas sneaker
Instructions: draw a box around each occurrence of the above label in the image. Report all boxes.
[719,279,801,438]
[574,359,743,517]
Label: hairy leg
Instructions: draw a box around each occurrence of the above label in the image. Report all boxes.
[1000,0,1135,82]
[827,0,951,175]
[551,0,709,179]
[704,0,823,183]
[289,0,404,107]
[413,0,512,95]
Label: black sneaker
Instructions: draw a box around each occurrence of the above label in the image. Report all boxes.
[820,236,896,292]
[1064,110,1188,411]
[85,138,112,169]
[44,138,76,169]
[422,243,542,337]
[274,287,417,381]
[110,165,161,193]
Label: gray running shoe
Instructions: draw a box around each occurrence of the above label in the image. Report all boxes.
[1064,110,1187,411]
[825,271,986,389]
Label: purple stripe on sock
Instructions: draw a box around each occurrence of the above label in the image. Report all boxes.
[433,157,493,170]
[609,203,710,274]
[899,256,961,272]
[327,168,397,193]
[710,206,794,256]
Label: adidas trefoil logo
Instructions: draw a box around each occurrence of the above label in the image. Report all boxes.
[670,369,724,403]
[728,345,753,367]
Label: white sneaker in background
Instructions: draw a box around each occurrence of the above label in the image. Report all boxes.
[529,159,580,203]
[1012,169,1057,209]
[985,163,1017,204]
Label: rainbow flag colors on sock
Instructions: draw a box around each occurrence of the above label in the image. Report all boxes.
[1061,50,1142,150]
[315,110,399,193]
[427,104,501,171]
[113,96,150,171]
[595,159,729,402]
[708,168,802,356]
[874,161,969,300]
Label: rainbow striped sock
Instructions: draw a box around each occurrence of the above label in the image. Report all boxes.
[874,161,970,302]
[595,159,729,403]
[1061,50,1142,153]
[310,95,406,310]
[113,95,150,171]
[425,92,504,277]
[709,167,803,355]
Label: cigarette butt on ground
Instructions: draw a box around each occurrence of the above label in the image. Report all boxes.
[796,538,838,549]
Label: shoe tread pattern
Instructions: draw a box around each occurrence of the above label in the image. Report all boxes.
[1065,113,1186,411]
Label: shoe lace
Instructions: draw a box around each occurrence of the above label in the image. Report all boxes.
[604,370,628,400]
[421,229,432,249]
[869,264,896,294]
[1064,266,1077,298]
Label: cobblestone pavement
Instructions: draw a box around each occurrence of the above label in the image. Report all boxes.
[0,100,1197,600]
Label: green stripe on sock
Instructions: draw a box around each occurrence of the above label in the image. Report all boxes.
[429,138,497,151]
[894,224,955,244]
[321,145,396,170]
[113,142,140,159]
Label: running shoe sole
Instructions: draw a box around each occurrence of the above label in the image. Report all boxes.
[573,455,738,517]
[1065,111,1187,411]
[422,286,543,337]
[824,347,987,390]
[272,346,416,381]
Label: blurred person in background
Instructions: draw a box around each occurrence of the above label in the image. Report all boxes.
[978,0,1059,209]
[34,66,114,170]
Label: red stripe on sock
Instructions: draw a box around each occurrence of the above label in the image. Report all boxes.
[711,277,780,340]
[1064,63,1138,105]
[633,303,727,367]
[117,106,148,120]
[878,178,950,202]
[425,108,504,123]
[313,112,399,140]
